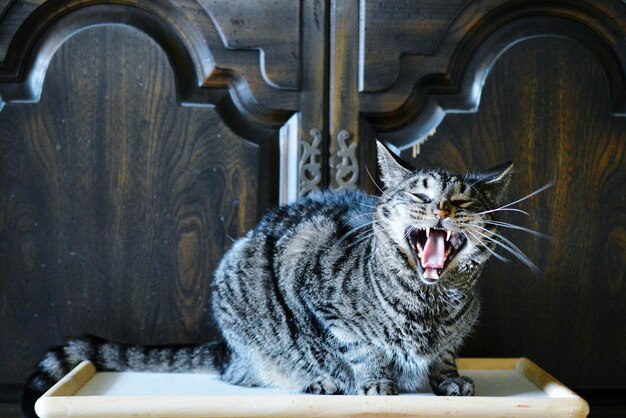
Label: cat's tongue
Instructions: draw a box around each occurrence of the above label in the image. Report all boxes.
[421,230,446,280]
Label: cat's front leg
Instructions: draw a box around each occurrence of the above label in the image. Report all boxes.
[304,379,342,395]
[429,350,474,396]
[352,354,399,395]
[357,379,400,395]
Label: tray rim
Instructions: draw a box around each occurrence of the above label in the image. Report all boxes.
[35,357,590,417]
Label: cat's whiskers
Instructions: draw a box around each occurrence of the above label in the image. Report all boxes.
[471,220,552,240]
[462,230,511,263]
[358,202,377,210]
[347,217,400,250]
[469,223,528,254]
[343,211,374,225]
[463,224,539,272]
[335,218,384,247]
[336,223,374,245]
[478,207,530,216]
[365,165,389,199]
[403,224,417,241]
[347,232,376,249]
[478,182,553,216]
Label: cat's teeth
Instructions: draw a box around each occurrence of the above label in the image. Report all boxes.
[426,227,431,237]
[423,268,439,280]
[415,240,423,258]
[446,230,452,241]
[445,246,451,257]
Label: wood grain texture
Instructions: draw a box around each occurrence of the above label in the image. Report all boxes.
[298,0,330,191]
[361,0,626,149]
[329,0,378,191]
[0,0,36,61]
[359,0,466,92]
[0,25,275,384]
[0,0,299,128]
[329,0,360,189]
[200,0,301,90]
[400,38,626,388]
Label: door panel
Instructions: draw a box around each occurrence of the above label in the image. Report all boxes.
[0,24,272,385]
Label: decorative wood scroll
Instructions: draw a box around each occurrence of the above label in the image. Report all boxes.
[334,129,359,190]
[299,128,323,197]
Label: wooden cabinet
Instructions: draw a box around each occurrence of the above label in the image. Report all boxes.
[0,0,625,408]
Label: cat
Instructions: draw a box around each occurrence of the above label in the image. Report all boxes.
[22,142,515,416]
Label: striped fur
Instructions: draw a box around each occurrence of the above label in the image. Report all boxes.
[23,144,513,416]
[211,145,513,395]
[22,335,227,417]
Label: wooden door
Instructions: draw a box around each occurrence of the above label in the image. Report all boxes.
[0,0,328,401]
[331,0,626,398]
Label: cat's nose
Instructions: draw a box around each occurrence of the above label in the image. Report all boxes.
[437,201,450,219]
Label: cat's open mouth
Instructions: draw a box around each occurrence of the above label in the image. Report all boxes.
[406,227,467,283]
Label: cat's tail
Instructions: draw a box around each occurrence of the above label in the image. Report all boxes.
[21,335,228,418]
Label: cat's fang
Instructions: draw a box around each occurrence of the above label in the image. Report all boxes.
[446,230,452,241]
[415,242,423,256]
[423,268,439,280]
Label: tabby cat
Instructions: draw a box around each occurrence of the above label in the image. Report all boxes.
[23,143,516,416]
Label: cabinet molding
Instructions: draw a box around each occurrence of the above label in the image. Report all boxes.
[0,0,299,131]
[362,0,626,151]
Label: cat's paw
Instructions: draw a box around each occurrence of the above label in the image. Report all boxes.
[432,376,474,396]
[305,380,341,395]
[357,381,399,395]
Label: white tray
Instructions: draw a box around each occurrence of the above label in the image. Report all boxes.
[35,358,589,417]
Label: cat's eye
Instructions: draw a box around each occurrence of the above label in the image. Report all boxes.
[452,199,473,208]
[412,193,431,203]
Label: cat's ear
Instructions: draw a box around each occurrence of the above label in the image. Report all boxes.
[472,161,514,204]
[377,141,411,189]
